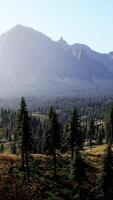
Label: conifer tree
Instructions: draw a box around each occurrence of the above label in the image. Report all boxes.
[70,108,82,160]
[37,122,43,153]
[0,143,4,153]
[61,122,70,153]
[70,148,87,200]
[105,104,113,144]
[16,97,32,180]
[45,107,61,177]
[97,126,105,145]
[109,104,113,143]
[88,120,95,147]
[12,141,16,154]
[91,145,113,200]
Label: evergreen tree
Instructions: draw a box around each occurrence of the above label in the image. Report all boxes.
[70,148,87,200]
[105,118,111,144]
[88,120,95,147]
[61,122,70,153]
[97,126,105,145]
[45,106,61,177]
[16,97,32,180]
[70,108,82,160]
[41,120,47,154]
[0,143,4,153]
[109,104,113,143]
[105,104,113,144]
[12,141,16,154]
[91,145,113,200]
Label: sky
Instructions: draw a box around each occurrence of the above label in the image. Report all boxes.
[0,0,113,53]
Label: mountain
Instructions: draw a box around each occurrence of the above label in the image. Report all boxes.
[71,43,113,72]
[0,24,113,98]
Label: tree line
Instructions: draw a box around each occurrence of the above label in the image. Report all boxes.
[0,97,113,199]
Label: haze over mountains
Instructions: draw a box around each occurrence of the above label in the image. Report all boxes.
[0,24,113,98]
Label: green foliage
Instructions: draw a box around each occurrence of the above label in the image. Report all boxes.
[91,145,113,200]
[45,107,61,155]
[87,120,95,147]
[0,97,113,199]
[16,97,32,180]
[105,104,113,143]
[47,191,57,200]
[16,97,32,151]
[45,107,61,177]
[70,148,86,183]
[70,108,83,159]
[61,122,70,153]
[70,148,88,200]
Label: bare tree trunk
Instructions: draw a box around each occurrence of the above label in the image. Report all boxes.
[21,142,25,170]
[71,145,74,160]
[25,150,30,181]
[53,146,56,178]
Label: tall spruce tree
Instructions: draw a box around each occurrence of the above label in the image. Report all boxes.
[70,108,82,160]
[45,107,61,177]
[70,148,87,200]
[91,145,113,200]
[16,97,32,180]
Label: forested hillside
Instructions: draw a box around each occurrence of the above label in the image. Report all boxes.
[0,96,113,199]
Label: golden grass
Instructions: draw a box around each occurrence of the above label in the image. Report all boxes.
[85,144,107,156]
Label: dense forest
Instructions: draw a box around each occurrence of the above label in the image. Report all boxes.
[0,96,112,199]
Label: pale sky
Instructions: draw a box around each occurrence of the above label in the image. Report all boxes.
[0,0,113,53]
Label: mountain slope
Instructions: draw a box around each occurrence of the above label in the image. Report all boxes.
[71,43,113,72]
[0,24,112,97]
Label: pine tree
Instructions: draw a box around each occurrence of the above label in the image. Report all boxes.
[16,97,32,180]
[109,104,113,143]
[70,148,87,200]
[97,126,105,145]
[45,107,61,177]
[88,120,95,147]
[91,145,113,200]
[105,104,113,144]
[37,122,43,153]
[70,108,82,160]
[61,122,70,153]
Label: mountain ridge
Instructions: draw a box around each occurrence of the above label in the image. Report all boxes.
[0,24,113,98]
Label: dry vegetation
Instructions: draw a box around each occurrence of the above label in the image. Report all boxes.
[0,145,108,200]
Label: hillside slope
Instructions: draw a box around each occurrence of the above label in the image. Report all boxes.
[0,25,113,97]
